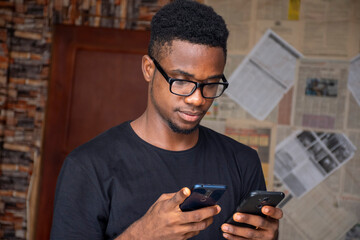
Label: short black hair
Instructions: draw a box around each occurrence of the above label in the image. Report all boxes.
[148,0,229,61]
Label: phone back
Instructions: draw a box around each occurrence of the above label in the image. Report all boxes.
[226,190,285,228]
[180,184,227,212]
[237,191,285,217]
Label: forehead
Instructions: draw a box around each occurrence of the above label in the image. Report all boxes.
[158,40,225,59]
[158,40,226,76]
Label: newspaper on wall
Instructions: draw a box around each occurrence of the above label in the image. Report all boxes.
[255,20,302,52]
[340,131,360,218]
[280,180,358,240]
[205,0,255,55]
[294,59,349,130]
[274,160,359,240]
[226,29,302,120]
[347,94,360,130]
[348,54,360,107]
[274,130,356,198]
[205,95,280,123]
[301,0,354,58]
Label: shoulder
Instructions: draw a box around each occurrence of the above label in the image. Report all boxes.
[70,121,130,155]
[65,121,133,169]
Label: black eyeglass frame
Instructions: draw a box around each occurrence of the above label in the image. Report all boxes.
[150,57,229,99]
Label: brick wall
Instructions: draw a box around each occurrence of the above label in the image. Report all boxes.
[0,0,169,239]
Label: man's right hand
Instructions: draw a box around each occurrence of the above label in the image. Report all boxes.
[116,187,221,240]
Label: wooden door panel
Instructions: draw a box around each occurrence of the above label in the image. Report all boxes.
[66,50,145,151]
[35,25,150,240]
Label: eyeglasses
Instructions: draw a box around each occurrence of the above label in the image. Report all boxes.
[151,57,228,99]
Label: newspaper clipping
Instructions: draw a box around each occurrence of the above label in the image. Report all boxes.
[294,60,349,130]
[226,29,302,120]
[348,54,360,107]
[274,130,356,198]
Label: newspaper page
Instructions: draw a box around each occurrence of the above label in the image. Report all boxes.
[278,216,309,240]
[205,95,280,123]
[274,130,356,198]
[280,179,358,240]
[274,154,359,240]
[223,54,245,78]
[294,59,348,130]
[349,21,360,57]
[226,29,302,120]
[255,0,289,21]
[339,224,360,240]
[300,0,353,58]
[348,54,360,107]
[255,0,302,49]
[255,20,302,52]
[205,0,255,54]
[340,130,360,218]
[347,94,360,130]
[277,87,294,125]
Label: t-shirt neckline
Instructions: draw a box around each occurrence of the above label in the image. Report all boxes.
[125,120,203,154]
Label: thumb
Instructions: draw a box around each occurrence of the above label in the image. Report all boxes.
[170,187,191,208]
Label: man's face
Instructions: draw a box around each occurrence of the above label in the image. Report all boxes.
[149,40,226,134]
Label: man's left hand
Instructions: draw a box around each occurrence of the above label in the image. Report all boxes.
[221,206,283,239]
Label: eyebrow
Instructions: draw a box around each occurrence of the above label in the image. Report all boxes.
[171,69,224,81]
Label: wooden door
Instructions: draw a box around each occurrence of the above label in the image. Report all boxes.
[35,25,150,240]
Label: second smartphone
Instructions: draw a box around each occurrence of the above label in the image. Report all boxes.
[180,184,227,212]
[226,190,285,228]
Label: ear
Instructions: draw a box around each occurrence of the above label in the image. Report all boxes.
[142,55,155,83]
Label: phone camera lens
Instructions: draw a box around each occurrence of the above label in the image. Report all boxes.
[261,197,269,205]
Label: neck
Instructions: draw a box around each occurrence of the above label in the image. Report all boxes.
[130,111,200,151]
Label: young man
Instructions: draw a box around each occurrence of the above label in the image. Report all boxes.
[50,1,283,239]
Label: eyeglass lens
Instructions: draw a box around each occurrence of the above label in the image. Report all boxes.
[171,80,225,98]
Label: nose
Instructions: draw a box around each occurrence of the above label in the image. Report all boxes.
[184,87,206,106]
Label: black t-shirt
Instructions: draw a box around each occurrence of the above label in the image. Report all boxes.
[51,121,266,239]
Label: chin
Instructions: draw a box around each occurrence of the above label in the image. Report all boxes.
[167,120,199,135]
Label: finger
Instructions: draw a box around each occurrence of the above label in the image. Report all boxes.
[231,213,274,230]
[183,215,214,232]
[169,187,191,209]
[222,232,248,240]
[182,205,221,223]
[157,192,176,202]
[184,231,200,239]
[261,206,283,220]
[222,224,260,239]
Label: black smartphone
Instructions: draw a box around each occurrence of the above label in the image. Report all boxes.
[226,190,285,228]
[180,184,227,212]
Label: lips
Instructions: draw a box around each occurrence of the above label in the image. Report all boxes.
[178,110,204,122]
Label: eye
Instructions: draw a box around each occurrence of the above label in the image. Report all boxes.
[206,78,222,84]
[173,80,191,86]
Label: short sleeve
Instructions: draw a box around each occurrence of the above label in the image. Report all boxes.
[50,157,109,240]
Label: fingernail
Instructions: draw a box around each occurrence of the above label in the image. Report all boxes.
[216,205,221,213]
[223,233,229,239]
[264,207,270,213]
[183,188,190,196]
[234,213,242,221]
[222,224,230,232]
